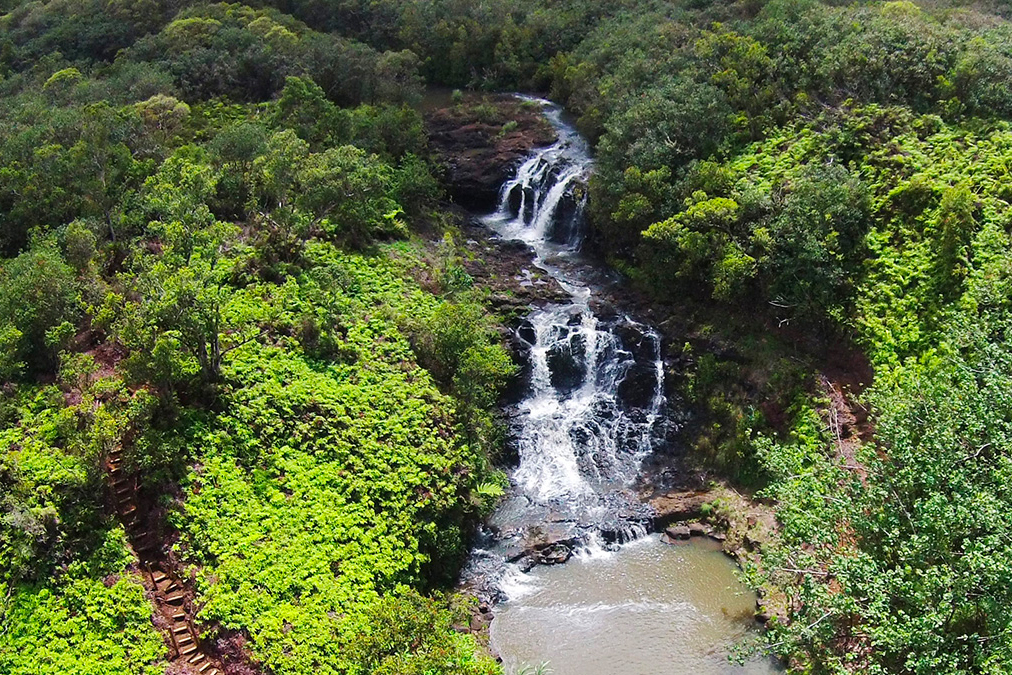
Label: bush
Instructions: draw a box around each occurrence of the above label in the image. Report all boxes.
[0,246,79,376]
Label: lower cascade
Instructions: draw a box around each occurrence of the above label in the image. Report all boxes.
[466,99,779,675]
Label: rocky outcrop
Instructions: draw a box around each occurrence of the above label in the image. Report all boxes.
[458,233,569,318]
[426,96,557,211]
[650,490,712,527]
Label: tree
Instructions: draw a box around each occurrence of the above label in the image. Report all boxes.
[641,191,747,300]
[753,313,1012,672]
[295,145,404,247]
[763,163,869,318]
[270,76,348,149]
[0,245,79,376]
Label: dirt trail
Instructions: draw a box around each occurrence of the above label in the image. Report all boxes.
[817,350,875,480]
[105,447,223,675]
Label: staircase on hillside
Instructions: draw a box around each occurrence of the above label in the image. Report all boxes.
[106,447,223,675]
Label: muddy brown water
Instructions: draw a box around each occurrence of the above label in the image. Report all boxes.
[490,536,781,675]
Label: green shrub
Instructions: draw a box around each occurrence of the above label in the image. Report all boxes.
[0,246,79,375]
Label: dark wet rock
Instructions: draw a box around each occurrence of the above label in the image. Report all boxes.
[617,362,659,409]
[547,334,587,393]
[547,188,584,245]
[460,231,568,315]
[588,299,619,320]
[612,323,658,363]
[528,521,581,551]
[516,320,537,345]
[600,520,651,545]
[507,184,523,217]
[523,187,536,223]
[535,543,572,565]
[514,556,536,573]
[425,97,557,211]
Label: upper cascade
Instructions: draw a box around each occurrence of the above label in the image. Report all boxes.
[486,98,593,250]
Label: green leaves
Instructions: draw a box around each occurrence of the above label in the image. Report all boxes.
[0,245,80,375]
[296,145,403,246]
[171,249,501,675]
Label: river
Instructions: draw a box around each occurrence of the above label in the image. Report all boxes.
[466,99,779,674]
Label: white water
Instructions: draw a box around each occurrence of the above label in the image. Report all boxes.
[470,100,777,674]
[487,99,667,506]
[466,99,670,593]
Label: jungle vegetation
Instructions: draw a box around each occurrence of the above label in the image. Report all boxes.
[4,0,1012,673]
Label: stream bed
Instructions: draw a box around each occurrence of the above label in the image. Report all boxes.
[467,98,778,674]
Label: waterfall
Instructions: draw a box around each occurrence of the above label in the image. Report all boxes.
[467,99,671,601]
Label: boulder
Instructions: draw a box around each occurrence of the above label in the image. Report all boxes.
[536,543,572,565]
[547,333,587,393]
[612,323,659,362]
[507,184,524,217]
[516,319,537,345]
[650,490,711,525]
[617,362,659,409]
[546,188,584,245]
[688,523,708,537]
[665,525,691,540]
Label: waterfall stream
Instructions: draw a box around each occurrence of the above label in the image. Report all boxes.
[466,99,778,675]
[464,100,670,592]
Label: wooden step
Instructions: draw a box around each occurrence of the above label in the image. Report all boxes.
[179,644,198,657]
[198,663,215,673]
[187,653,205,664]
[121,505,137,516]
[152,571,167,583]
[176,635,194,646]
[171,611,186,621]
[164,582,180,593]
[172,625,189,635]
[164,593,185,604]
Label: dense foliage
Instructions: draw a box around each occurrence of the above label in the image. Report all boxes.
[0,3,508,673]
[7,0,1012,672]
[1,381,168,674]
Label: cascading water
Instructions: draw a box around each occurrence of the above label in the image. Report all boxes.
[464,99,672,596]
[466,98,780,675]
